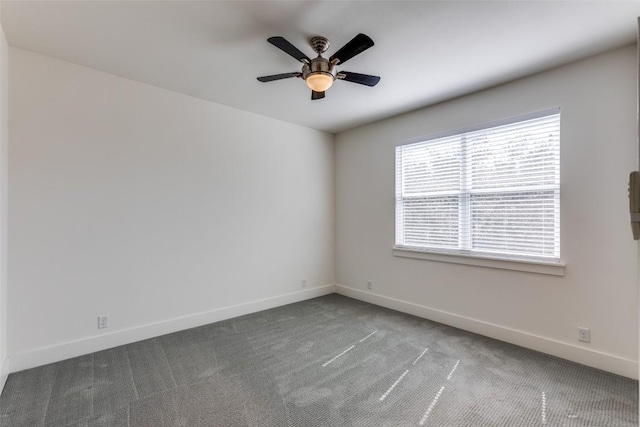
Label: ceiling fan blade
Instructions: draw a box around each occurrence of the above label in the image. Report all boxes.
[267,37,311,63]
[257,72,301,82]
[329,33,374,65]
[338,72,381,87]
[311,90,325,100]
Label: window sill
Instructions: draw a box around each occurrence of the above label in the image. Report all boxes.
[392,247,565,276]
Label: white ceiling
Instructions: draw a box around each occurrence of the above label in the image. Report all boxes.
[3,1,640,133]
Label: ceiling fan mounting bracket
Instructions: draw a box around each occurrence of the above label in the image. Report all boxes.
[309,36,330,55]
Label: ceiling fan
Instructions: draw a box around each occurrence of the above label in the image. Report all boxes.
[257,33,380,100]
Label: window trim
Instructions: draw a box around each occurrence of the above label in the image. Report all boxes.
[394,108,561,150]
[394,108,562,268]
[393,247,566,276]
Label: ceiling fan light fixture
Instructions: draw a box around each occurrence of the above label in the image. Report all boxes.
[305,72,334,92]
[257,34,379,100]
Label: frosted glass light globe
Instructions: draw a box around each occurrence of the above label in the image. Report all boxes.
[306,73,334,92]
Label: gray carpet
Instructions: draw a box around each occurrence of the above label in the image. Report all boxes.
[0,294,637,426]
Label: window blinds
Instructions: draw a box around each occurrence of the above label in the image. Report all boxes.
[396,110,560,261]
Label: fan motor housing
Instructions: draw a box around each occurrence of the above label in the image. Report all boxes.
[302,57,336,81]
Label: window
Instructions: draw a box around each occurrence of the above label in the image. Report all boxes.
[395,109,560,264]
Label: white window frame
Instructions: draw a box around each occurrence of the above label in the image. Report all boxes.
[394,109,565,276]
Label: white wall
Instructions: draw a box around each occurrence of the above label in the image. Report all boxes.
[336,45,639,378]
[8,48,335,371]
[0,7,8,392]
[6,43,638,380]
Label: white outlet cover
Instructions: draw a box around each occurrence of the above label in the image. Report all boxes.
[98,315,109,329]
[578,327,590,343]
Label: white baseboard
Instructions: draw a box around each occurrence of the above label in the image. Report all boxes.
[335,284,638,380]
[0,356,8,393]
[8,284,335,374]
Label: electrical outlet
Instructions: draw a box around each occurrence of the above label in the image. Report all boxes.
[578,327,590,343]
[98,315,109,329]
[367,280,372,290]
[301,279,307,288]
